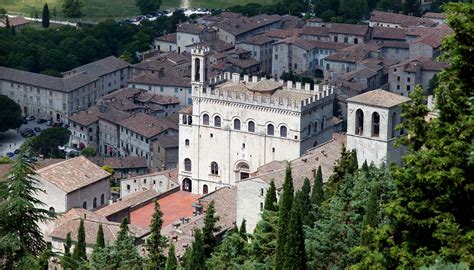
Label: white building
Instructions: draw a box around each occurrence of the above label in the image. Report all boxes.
[346,89,410,166]
[120,168,179,197]
[178,46,335,194]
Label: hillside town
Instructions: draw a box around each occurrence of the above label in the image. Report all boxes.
[0,2,472,269]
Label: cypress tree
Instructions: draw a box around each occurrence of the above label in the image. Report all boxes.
[299,177,312,226]
[239,218,247,241]
[275,163,294,267]
[202,200,219,258]
[64,232,72,256]
[360,184,380,246]
[361,160,369,172]
[73,219,86,261]
[264,180,278,212]
[186,229,205,270]
[283,191,306,270]
[96,224,105,249]
[42,3,50,28]
[311,165,324,207]
[147,200,167,269]
[114,217,142,268]
[165,243,178,270]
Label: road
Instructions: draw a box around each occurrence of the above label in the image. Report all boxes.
[7,14,79,27]
[0,121,51,157]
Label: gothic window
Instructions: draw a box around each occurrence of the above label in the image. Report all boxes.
[234,118,241,130]
[267,124,274,136]
[372,112,380,137]
[211,162,219,175]
[184,158,192,172]
[187,115,192,125]
[203,114,209,125]
[248,121,255,132]
[280,126,288,138]
[214,116,221,127]
[355,109,364,135]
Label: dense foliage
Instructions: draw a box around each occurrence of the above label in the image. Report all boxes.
[136,0,162,14]
[0,95,22,132]
[31,127,71,158]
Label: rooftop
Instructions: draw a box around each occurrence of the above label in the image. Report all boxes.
[264,28,300,39]
[370,11,436,27]
[64,56,130,78]
[35,156,111,193]
[177,23,206,34]
[423,12,446,20]
[95,189,160,218]
[119,112,178,138]
[391,56,449,72]
[300,25,330,37]
[212,13,281,36]
[90,156,148,169]
[347,89,410,108]
[241,34,274,45]
[328,23,369,36]
[0,16,29,27]
[155,33,177,43]
[128,70,191,88]
[372,26,407,40]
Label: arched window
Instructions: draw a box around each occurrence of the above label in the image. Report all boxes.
[211,162,219,175]
[214,116,221,127]
[182,178,192,192]
[49,207,55,216]
[82,201,87,209]
[101,194,105,205]
[188,115,192,125]
[203,114,209,125]
[355,109,364,135]
[248,121,255,132]
[182,115,187,124]
[93,197,97,208]
[184,158,192,171]
[194,58,201,81]
[280,126,287,138]
[203,185,209,194]
[234,119,241,130]
[307,123,312,136]
[267,124,274,136]
[372,112,380,137]
[314,121,318,133]
[185,139,190,146]
[391,112,397,138]
[321,117,326,130]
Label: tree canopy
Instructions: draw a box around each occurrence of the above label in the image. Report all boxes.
[0,95,22,133]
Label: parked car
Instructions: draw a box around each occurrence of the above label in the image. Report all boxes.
[20,128,33,136]
[13,149,20,155]
[36,118,47,124]
[52,122,63,127]
[6,152,14,158]
[26,115,36,121]
[34,127,41,132]
[22,118,28,124]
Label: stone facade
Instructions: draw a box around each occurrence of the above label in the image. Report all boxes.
[120,169,178,197]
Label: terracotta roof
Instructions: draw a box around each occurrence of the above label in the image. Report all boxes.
[224,57,260,69]
[370,11,436,27]
[391,57,448,72]
[103,88,142,101]
[264,28,300,39]
[156,33,177,43]
[324,49,368,63]
[246,80,283,92]
[35,156,111,193]
[69,106,101,126]
[242,34,274,45]
[179,106,192,115]
[90,156,148,169]
[119,112,178,138]
[372,26,407,40]
[95,189,160,217]
[347,89,410,108]
[213,14,281,36]
[1,16,29,27]
[128,72,191,88]
[422,12,446,19]
[300,25,330,37]
[328,23,369,36]
[65,56,130,78]
[307,17,323,23]
[50,208,149,246]
[379,40,409,49]
[177,23,206,34]
[410,31,446,48]
[135,91,180,105]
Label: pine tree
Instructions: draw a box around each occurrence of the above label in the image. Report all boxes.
[96,224,105,249]
[275,163,294,267]
[147,200,167,269]
[185,229,205,270]
[0,147,51,267]
[360,183,380,246]
[264,180,278,212]
[311,165,324,207]
[202,200,219,258]
[249,210,278,267]
[114,218,142,269]
[73,219,86,261]
[361,160,369,172]
[165,243,178,270]
[239,218,248,241]
[42,3,50,28]
[283,191,306,270]
[299,177,312,226]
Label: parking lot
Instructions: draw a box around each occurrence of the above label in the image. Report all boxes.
[0,120,51,157]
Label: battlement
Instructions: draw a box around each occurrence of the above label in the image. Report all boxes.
[201,72,335,113]
[191,45,210,56]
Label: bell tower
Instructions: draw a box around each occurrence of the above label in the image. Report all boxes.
[191,45,210,95]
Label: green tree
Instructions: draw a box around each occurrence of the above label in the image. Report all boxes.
[426,74,439,96]
[311,165,324,208]
[101,165,114,175]
[403,0,421,16]
[96,224,105,249]
[339,0,368,22]
[73,219,87,262]
[264,180,278,212]
[275,163,294,266]
[239,218,248,241]
[136,0,162,14]
[32,127,71,158]
[42,3,50,28]
[81,146,97,157]
[0,147,51,268]
[146,200,167,269]
[0,7,6,18]
[64,233,72,256]
[114,218,142,269]
[356,4,474,268]
[185,229,205,270]
[202,201,219,258]
[61,232,76,269]
[360,183,380,246]
[165,243,178,270]
[283,191,306,270]
[63,0,82,18]
[0,95,22,133]
[298,177,312,226]
[206,229,249,269]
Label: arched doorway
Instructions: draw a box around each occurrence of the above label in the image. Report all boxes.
[182,178,192,192]
[236,162,250,180]
[315,69,324,78]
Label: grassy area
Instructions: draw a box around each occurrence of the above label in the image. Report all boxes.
[0,0,279,21]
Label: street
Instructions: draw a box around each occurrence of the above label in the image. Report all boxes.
[0,120,51,157]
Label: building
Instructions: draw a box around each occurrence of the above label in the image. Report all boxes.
[176,23,217,53]
[236,136,344,231]
[178,46,335,194]
[120,168,178,197]
[237,34,274,75]
[422,12,446,25]
[97,106,132,156]
[388,57,448,96]
[300,25,330,42]
[68,106,101,149]
[0,66,99,123]
[346,89,410,166]
[327,23,370,45]
[63,56,132,94]
[408,31,446,59]
[33,156,111,214]
[89,156,148,180]
[154,33,178,52]
[369,11,436,28]
[0,16,29,32]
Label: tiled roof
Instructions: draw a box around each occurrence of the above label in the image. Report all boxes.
[135,91,180,105]
[242,34,274,45]
[103,88,142,101]
[95,189,159,217]
[264,28,300,39]
[347,89,410,108]
[177,23,206,34]
[328,23,369,36]
[246,80,283,92]
[370,11,436,27]
[224,57,260,69]
[50,208,149,245]
[0,66,98,92]
[324,49,368,63]
[90,156,148,169]
[119,112,178,138]
[69,106,101,126]
[372,26,407,40]
[213,14,281,36]
[379,40,409,49]
[410,31,446,48]
[307,17,323,23]
[391,57,448,72]
[128,72,191,88]
[422,12,446,19]
[35,156,111,193]
[276,36,347,51]
[65,56,130,78]
[155,33,177,43]
[1,16,29,27]
[179,106,192,115]
[300,25,330,37]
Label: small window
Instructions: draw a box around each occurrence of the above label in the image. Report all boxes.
[127,185,130,191]
[372,112,380,137]
[260,188,264,196]
[280,126,287,138]
[272,147,275,153]
[82,201,87,209]
[355,109,364,135]
[214,116,221,127]
[260,202,264,212]
[234,119,241,130]
[184,158,192,172]
[185,139,190,146]
[49,207,55,216]
[211,162,219,175]
[248,121,255,132]
[203,114,209,125]
[267,124,274,136]
[93,197,97,208]
[101,194,105,205]
[242,143,245,149]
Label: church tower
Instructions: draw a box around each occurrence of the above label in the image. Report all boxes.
[191,45,210,95]
[346,89,410,167]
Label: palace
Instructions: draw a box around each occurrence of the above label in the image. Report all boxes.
[178,46,335,194]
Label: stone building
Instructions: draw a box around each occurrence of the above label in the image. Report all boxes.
[369,11,436,29]
[237,34,275,75]
[346,89,410,166]
[178,46,335,195]
[120,168,179,197]
[154,33,178,52]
